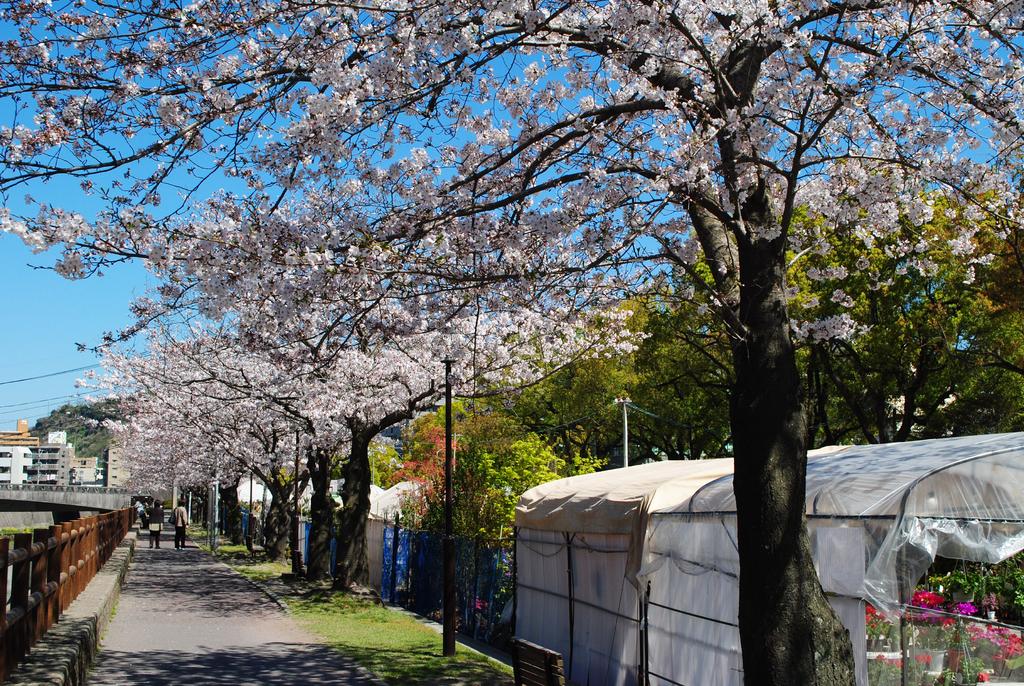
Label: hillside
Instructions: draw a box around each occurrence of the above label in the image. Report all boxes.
[30,399,122,459]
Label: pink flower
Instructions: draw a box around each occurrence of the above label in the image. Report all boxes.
[954,601,978,616]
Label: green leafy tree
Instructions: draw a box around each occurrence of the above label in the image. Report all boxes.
[628,293,733,461]
[31,399,123,459]
[791,205,1018,444]
[396,405,564,539]
[369,439,404,489]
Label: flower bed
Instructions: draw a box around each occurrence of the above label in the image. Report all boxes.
[866,591,1024,686]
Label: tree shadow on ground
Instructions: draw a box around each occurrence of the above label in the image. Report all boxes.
[335,642,513,686]
[87,643,380,685]
[271,587,513,686]
[127,546,276,619]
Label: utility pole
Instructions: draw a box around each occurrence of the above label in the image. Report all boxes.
[247,461,255,554]
[615,397,631,468]
[442,358,456,657]
[210,453,221,551]
[292,431,304,577]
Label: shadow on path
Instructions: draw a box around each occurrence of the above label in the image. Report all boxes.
[87,539,379,685]
[117,544,275,619]
[88,643,377,685]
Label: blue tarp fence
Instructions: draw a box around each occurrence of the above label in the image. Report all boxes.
[379,526,514,646]
[236,511,512,646]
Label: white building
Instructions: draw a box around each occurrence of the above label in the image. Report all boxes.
[0,446,31,484]
[24,443,74,485]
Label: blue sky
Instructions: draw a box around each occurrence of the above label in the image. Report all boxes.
[0,234,149,430]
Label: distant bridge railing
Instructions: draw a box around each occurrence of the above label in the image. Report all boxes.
[0,485,132,513]
[0,507,135,679]
[0,485,131,495]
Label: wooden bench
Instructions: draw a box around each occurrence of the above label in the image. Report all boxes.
[512,637,566,686]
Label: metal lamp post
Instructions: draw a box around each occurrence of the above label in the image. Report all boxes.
[209,452,221,551]
[615,397,631,468]
[442,358,456,657]
[247,461,255,554]
[292,431,304,577]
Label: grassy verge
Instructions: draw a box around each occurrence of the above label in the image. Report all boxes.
[191,527,512,685]
[288,590,512,685]
[189,527,290,582]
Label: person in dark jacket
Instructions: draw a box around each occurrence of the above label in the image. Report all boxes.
[149,500,164,549]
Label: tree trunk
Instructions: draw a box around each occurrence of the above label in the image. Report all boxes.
[263,475,293,562]
[730,233,855,686]
[333,432,373,588]
[305,446,336,581]
[220,478,244,545]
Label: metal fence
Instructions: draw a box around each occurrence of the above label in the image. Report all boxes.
[380,526,514,647]
[240,512,514,648]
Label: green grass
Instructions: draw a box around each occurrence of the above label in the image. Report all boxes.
[190,527,291,582]
[287,590,513,686]
[0,528,35,536]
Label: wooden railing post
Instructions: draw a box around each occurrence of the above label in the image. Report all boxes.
[75,519,86,600]
[11,533,31,665]
[85,520,94,586]
[59,522,72,613]
[0,537,10,681]
[69,520,81,606]
[47,525,61,630]
[30,529,48,642]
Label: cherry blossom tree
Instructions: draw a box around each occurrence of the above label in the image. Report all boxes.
[98,308,625,582]
[4,1,1024,682]
[98,337,305,556]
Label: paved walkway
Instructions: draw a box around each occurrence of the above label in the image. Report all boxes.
[87,537,378,686]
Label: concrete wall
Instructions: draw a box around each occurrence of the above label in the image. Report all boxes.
[0,511,54,528]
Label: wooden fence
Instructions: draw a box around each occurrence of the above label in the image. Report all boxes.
[0,508,134,680]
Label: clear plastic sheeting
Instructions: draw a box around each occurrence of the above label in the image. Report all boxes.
[514,432,1024,686]
[678,433,1024,612]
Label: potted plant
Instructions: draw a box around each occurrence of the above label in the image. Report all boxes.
[867,603,897,651]
[981,593,999,622]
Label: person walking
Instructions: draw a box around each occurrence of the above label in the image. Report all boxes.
[148,499,164,549]
[136,499,149,531]
[173,499,189,550]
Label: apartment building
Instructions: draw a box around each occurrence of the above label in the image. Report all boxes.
[70,455,100,485]
[0,446,30,484]
[0,420,74,485]
[101,444,129,487]
[0,419,39,447]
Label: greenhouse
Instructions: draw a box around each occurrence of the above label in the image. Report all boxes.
[513,432,1024,686]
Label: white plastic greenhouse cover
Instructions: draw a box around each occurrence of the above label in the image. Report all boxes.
[663,431,1024,610]
[515,433,1024,686]
[515,458,734,535]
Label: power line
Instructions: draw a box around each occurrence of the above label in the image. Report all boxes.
[0,391,91,409]
[0,365,99,387]
[625,401,692,430]
[0,398,89,421]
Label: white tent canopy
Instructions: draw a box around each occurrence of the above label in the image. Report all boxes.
[514,433,1024,686]
[516,458,734,535]
[369,481,421,521]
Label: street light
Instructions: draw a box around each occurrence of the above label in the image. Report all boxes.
[292,431,305,577]
[247,459,255,555]
[209,452,221,551]
[614,397,631,468]
[442,358,456,657]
